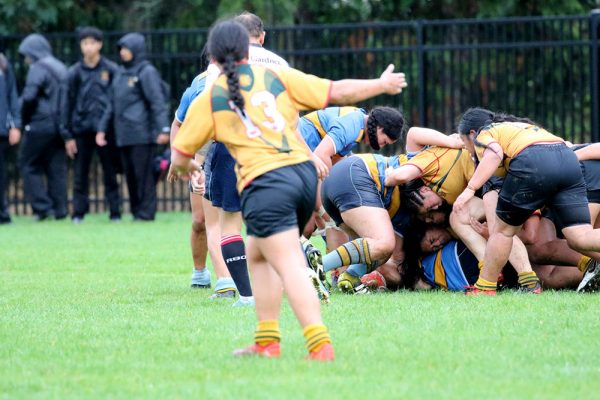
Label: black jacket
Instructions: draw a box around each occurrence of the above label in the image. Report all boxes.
[18,34,67,135]
[105,33,169,147]
[0,53,21,136]
[62,57,118,139]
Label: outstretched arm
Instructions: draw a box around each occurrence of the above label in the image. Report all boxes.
[329,64,407,105]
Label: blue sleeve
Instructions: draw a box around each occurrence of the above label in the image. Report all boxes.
[175,86,194,123]
[325,112,364,156]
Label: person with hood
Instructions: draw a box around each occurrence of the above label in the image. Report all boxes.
[0,51,21,224]
[62,27,121,223]
[103,32,170,221]
[18,34,68,221]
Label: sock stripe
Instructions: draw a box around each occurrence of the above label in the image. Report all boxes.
[221,235,243,246]
[361,239,372,265]
[336,247,351,266]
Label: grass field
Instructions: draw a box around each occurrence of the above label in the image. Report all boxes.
[1,213,600,399]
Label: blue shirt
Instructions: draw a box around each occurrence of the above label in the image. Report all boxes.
[174,71,208,123]
[298,107,366,156]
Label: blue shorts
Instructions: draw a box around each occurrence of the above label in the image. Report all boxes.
[203,142,241,212]
[321,156,384,226]
[241,161,317,238]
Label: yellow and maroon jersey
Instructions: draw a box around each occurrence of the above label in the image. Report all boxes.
[475,122,563,176]
[173,64,332,192]
[403,147,474,204]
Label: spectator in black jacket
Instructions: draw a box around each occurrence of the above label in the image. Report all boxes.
[0,51,21,224]
[18,34,68,221]
[103,33,169,221]
[62,27,121,223]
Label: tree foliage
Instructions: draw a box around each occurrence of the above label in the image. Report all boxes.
[0,0,597,34]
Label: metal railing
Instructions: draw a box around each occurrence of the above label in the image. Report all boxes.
[2,13,599,214]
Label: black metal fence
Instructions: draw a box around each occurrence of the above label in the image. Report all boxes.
[2,13,600,215]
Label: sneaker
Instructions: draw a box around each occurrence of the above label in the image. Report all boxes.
[232,297,255,307]
[307,343,335,362]
[307,267,331,304]
[71,216,84,224]
[0,216,12,225]
[464,286,497,296]
[233,342,281,358]
[190,268,211,288]
[209,289,236,299]
[109,215,122,223]
[518,281,542,294]
[337,271,361,294]
[577,260,600,293]
[303,241,331,290]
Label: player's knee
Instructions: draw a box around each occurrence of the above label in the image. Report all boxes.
[191,218,206,233]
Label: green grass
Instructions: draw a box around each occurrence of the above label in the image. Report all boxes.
[1,213,599,399]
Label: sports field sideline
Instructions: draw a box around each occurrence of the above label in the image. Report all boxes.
[1,213,599,399]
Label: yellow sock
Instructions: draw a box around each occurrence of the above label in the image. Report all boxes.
[477,260,484,270]
[518,271,540,288]
[303,324,331,353]
[255,320,280,346]
[474,277,497,291]
[577,256,592,273]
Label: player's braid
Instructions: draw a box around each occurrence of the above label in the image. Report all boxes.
[223,54,245,111]
[366,113,380,150]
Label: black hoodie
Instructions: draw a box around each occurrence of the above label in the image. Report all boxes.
[0,53,21,136]
[103,33,169,147]
[18,34,67,135]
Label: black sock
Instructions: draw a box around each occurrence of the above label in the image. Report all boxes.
[221,235,252,297]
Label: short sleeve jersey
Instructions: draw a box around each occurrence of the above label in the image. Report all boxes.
[174,71,209,123]
[475,122,563,175]
[403,147,475,204]
[300,107,366,155]
[173,64,332,192]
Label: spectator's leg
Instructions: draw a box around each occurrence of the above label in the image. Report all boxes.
[130,144,156,221]
[97,141,121,220]
[72,135,95,220]
[0,139,10,222]
[120,146,140,218]
[19,133,53,217]
[46,135,68,219]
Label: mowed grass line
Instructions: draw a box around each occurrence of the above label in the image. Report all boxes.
[1,213,599,399]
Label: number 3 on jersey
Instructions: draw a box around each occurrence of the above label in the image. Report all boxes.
[232,91,286,138]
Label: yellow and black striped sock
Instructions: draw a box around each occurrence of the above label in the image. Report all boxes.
[474,277,497,291]
[254,320,280,346]
[577,256,592,273]
[303,324,331,353]
[518,271,540,288]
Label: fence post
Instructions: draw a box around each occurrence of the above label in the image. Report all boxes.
[591,10,600,142]
[416,20,427,126]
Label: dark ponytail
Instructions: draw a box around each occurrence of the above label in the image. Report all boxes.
[366,106,405,151]
[458,107,537,155]
[458,107,537,136]
[206,20,249,112]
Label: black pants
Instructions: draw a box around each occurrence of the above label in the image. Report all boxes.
[19,132,67,218]
[0,138,10,221]
[120,144,156,220]
[72,134,121,219]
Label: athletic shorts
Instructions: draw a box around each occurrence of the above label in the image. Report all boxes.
[580,159,600,204]
[203,142,241,212]
[481,176,504,197]
[321,156,384,226]
[497,143,590,228]
[240,161,317,238]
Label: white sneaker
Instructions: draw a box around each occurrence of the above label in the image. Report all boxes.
[577,260,600,292]
[232,296,255,307]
